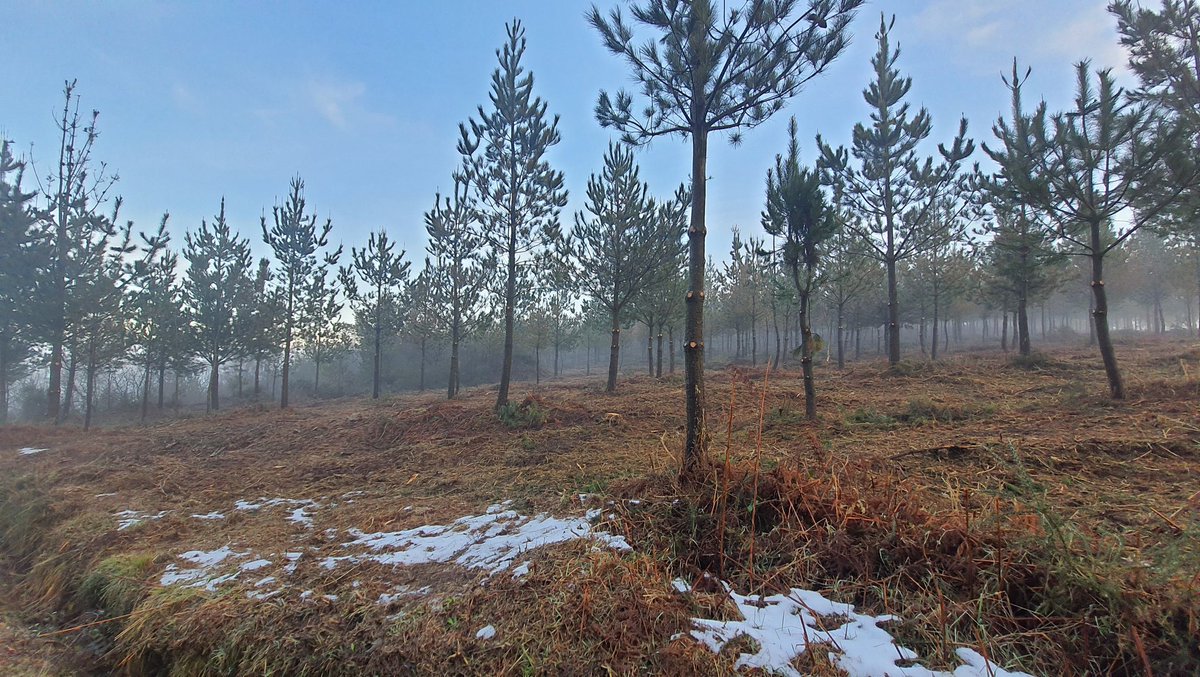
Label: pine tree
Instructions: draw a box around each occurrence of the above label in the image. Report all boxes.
[405,267,441,392]
[245,259,283,398]
[762,118,840,420]
[817,15,974,367]
[34,81,128,422]
[565,142,685,392]
[0,140,43,423]
[340,229,410,399]
[1112,0,1200,336]
[821,229,877,368]
[458,20,567,411]
[261,177,339,409]
[184,200,254,412]
[424,175,493,399]
[130,246,184,421]
[590,0,864,472]
[299,265,344,398]
[988,62,1197,398]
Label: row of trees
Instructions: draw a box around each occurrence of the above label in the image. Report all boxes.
[4,5,1199,476]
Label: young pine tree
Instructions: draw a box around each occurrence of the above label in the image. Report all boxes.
[589,0,864,472]
[339,229,410,399]
[458,20,567,411]
[261,177,339,409]
[425,175,494,399]
[184,200,255,412]
[987,62,1197,398]
[0,140,43,422]
[762,118,840,420]
[565,142,685,392]
[817,15,974,367]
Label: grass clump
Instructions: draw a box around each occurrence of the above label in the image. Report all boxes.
[1009,351,1054,370]
[844,408,897,428]
[903,397,995,423]
[77,552,158,617]
[497,399,548,429]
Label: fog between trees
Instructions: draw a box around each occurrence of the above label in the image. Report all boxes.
[2,3,1199,438]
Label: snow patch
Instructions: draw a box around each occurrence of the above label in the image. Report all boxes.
[18,447,46,456]
[160,546,250,586]
[115,509,169,531]
[475,625,497,640]
[191,512,225,520]
[329,508,629,576]
[682,580,1033,677]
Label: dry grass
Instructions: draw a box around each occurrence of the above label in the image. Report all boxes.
[0,338,1198,675]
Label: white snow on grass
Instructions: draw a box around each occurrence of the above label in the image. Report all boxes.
[156,503,630,605]
[475,624,497,640]
[18,447,47,456]
[160,546,250,586]
[327,504,630,576]
[115,509,169,530]
[682,580,1033,677]
[191,512,225,520]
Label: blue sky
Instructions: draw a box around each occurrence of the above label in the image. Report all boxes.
[3,0,1129,264]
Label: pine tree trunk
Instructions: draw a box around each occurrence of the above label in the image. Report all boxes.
[647,330,653,376]
[281,284,294,409]
[157,359,166,410]
[668,326,676,375]
[535,343,541,386]
[83,337,97,431]
[886,259,900,365]
[1089,242,1125,399]
[836,303,845,369]
[931,290,940,361]
[0,337,8,424]
[62,346,77,421]
[419,336,427,392]
[772,301,781,370]
[799,289,816,421]
[682,126,709,476]
[254,354,262,397]
[448,314,461,399]
[373,318,382,399]
[314,342,322,398]
[656,331,664,378]
[210,355,220,411]
[496,220,517,411]
[47,337,63,422]
[606,309,620,393]
[1018,294,1031,357]
[1001,309,1009,352]
[141,358,152,423]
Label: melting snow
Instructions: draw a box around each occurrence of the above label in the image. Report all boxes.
[115,509,169,531]
[160,546,250,586]
[18,447,46,455]
[476,625,497,640]
[240,558,271,571]
[682,580,1033,677]
[329,507,629,576]
[191,512,225,520]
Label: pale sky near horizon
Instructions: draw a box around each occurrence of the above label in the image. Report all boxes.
[3,1,1131,265]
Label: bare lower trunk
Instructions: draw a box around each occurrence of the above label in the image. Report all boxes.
[646,330,654,376]
[836,303,845,369]
[1090,245,1124,399]
[209,356,220,411]
[656,332,664,378]
[668,326,675,375]
[496,226,517,411]
[886,258,900,365]
[141,358,152,423]
[1018,294,1031,357]
[83,338,97,430]
[682,126,708,476]
[799,290,816,421]
[606,310,620,393]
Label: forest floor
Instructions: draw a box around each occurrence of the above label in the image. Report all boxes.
[1,338,1197,676]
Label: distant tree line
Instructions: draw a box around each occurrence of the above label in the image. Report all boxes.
[3,5,1200,473]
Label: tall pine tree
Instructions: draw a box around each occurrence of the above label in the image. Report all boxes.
[261,177,339,409]
[459,20,567,411]
[589,0,864,472]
